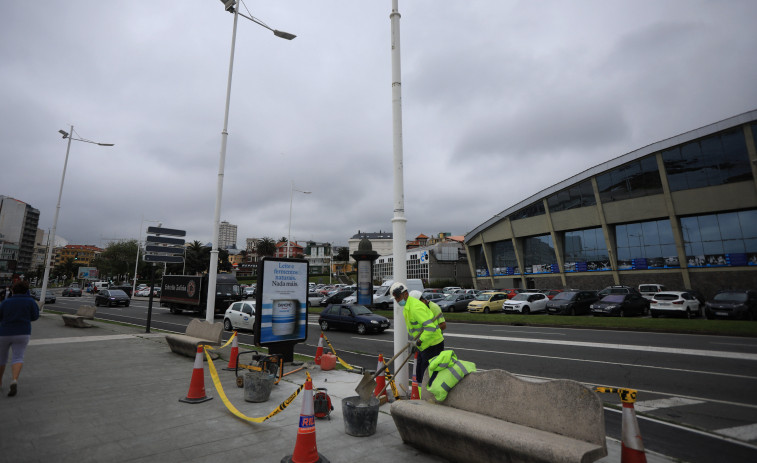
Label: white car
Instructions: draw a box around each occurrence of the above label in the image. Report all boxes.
[650,291,701,318]
[223,301,256,331]
[502,292,549,314]
[136,287,151,297]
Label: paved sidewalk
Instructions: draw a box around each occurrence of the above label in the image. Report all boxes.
[0,313,674,462]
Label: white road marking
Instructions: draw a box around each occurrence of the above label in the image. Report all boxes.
[715,423,757,441]
[30,334,165,345]
[634,397,705,412]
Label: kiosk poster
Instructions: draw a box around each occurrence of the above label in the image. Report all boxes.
[255,258,309,345]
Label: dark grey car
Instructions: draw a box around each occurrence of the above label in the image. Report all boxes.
[705,290,757,320]
[437,293,475,312]
[95,289,131,307]
[547,291,599,315]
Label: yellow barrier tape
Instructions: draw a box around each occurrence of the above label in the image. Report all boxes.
[206,331,237,350]
[595,386,637,404]
[321,332,356,370]
[202,346,303,423]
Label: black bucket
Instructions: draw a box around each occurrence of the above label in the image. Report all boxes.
[342,396,380,437]
[244,371,275,402]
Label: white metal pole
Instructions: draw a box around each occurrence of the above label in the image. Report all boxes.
[287,181,293,258]
[390,0,409,391]
[39,125,73,310]
[131,215,143,297]
[207,2,240,323]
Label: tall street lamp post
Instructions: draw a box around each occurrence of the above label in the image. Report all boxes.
[206,0,296,322]
[39,126,113,308]
[287,181,311,258]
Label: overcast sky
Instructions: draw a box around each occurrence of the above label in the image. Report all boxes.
[2,1,756,251]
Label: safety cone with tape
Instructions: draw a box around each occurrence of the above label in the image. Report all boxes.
[224,331,239,370]
[281,374,330,463]
[410,352,420,399]
[179,346,212,404]
[620,395,647,463]
[372,354,387,398]
[314,333,324,366]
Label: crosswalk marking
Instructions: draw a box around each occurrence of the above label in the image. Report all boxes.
[634,397,704,412]
[715,423,757,441]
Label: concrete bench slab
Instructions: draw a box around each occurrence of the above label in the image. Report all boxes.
[165,319,223,358]
[61,305,97,328]
[391,369,607,463]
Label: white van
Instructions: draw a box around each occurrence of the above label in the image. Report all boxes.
[638,284,666,300]
[92,281,110,292]
[372,279,424,309]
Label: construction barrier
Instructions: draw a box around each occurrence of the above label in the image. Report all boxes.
[282,372,330,463]
[596,387,647,463]
[314,333,324,365]
[179,346,212,404]
[202,346,304,423]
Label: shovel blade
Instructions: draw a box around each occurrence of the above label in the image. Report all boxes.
[355,372,377,401]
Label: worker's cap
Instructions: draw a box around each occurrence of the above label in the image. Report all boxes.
[390,281,408,298]
[409,290,423,300]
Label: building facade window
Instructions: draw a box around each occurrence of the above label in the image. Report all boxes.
[510,201,545,220]
[547,180,596,212]
[522,235,556,274]
[471,245,488,277]
[615,219,677,270]
[563,228,610,272]
[596,156,662,203]
[680,210,757,267]
[491,240,518,276]
[662,128,751,192]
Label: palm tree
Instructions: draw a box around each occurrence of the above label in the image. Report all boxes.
[255,237,277,258]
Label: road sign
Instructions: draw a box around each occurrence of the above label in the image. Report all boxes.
[146,226,186,237]
[145,244,185,255]
[144,254,184,263]
[146,235,185,246]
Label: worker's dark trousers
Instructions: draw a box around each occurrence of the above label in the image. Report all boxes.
[416,341,445,385]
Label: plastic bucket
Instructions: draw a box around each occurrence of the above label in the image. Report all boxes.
[243,371,275,403]
[342,396,380,437]
[320,353,336,371]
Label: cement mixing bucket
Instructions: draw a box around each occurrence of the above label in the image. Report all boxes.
[244,371,275,403]
[342,396,379,437]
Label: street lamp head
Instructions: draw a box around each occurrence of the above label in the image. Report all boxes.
[220,0,236,13]
[273,30,296,40]
[98,143,115,147]
[59,130,69,138]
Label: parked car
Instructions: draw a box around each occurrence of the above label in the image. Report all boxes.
[541,289,564,300]
[94,289,130,307]
[704,290,757,320]
[243,286,256,299]
[639,284,666,300]
[649,291,701,318]
[62,286,82,297]
[318,304,390,334]
[442,286,461,294]
[136,287,151,297]
[307,290,324,308]
[590,294,647,317]
[30,289,55,304]
[499,288,526,299]
[546,290,599,315]
[502,292,549,314]
[421,291,446,303]
[437,293,475,312]
[223,301,256,331]
[321,290,354,306]
[110,285,133,298]
[342,291,359,305]
[597,285,640,297]
[467,292,508,313]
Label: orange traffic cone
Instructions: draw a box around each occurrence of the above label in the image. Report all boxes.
[373,354,387,398]
[621,402,647,463]
[314,333,324,365]
[179,346,212,404]
[410,352,420,399]
[282,375,329,463]
[224,332,239,370]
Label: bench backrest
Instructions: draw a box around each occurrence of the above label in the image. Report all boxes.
[423,369,605,447]
[76,305,97,319]
[185,318,223,344]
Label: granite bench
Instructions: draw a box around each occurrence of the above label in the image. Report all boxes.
[391,369,607,463]
[62,305,97,328]
[165,318,224,358]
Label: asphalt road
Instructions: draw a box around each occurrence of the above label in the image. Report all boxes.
[48,293,757,463]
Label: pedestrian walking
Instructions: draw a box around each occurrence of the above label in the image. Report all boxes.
[0,279,40,397]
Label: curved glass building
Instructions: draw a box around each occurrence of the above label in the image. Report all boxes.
[464,110,757,298]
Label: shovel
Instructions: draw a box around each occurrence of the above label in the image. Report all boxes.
[355,329,423,401]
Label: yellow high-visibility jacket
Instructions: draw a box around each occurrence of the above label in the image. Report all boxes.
[427,350,476,401]
[402,296,444,351]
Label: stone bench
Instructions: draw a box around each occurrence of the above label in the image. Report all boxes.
[62,305,97,328]
[391,369,607,463]
[165,319,224,358]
